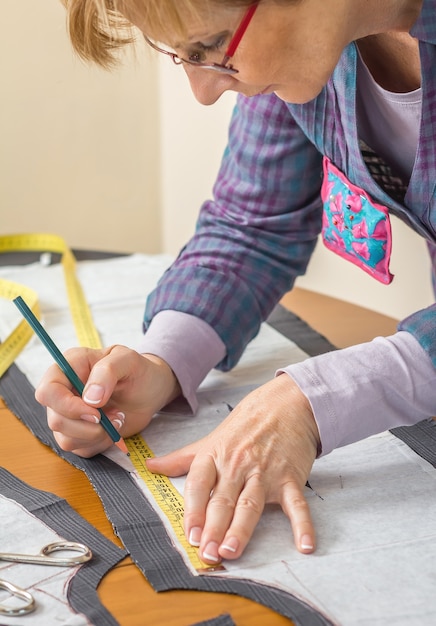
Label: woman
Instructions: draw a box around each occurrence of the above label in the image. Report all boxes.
[36,0,436,565]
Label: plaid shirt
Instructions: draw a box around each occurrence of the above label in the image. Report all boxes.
[145,0,436,371]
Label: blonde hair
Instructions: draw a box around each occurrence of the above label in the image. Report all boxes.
[62,0,255,68]
[60,0,128,67]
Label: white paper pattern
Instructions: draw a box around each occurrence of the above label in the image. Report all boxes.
[0,496,89,625]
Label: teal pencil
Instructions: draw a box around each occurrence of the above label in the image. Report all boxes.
[14,296,129,455]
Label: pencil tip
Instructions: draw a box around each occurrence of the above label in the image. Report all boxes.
[115,438,129,456]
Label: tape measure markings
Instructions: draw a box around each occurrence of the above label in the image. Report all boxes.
[126,434,223,574]
[0,233,102,352]
[0,278,40,378]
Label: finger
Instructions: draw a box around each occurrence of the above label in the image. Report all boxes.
[196,471,254,564]
[81,348,128,407]
[146,442,198,477]
[53,429,112,459]
[48,407,99,437]
[47,403,123,446]
[281,481,316,554]
[42,380,100,427]
[181,454,221,555]
[146,442,213,550]
[217,473,265,560]
[37,370,107,432]
[81,345,145,407]
[36,365,77,406]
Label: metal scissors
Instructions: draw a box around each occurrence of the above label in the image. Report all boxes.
[0,541,92,617]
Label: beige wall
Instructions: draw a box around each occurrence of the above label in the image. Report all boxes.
[1,0,161,254]
[1,2,433,319]
[157,61,237,253]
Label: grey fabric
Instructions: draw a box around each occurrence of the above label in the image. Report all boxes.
[0,468,127,626]
[392,418,436,467]
[192,615,236,626]
[267,305,336,356]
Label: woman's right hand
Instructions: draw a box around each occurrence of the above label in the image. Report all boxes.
[35,345,181,458]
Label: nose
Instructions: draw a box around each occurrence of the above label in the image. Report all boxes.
[184,66,236,105]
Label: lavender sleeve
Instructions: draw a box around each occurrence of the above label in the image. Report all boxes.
[136,310,226,413]
[279,331,436,456]
[138,313,435,459]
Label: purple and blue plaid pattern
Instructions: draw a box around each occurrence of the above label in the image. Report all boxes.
[145,0,436,370]
[145,95,324,369]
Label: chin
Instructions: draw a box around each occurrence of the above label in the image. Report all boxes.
[274,83,325,105]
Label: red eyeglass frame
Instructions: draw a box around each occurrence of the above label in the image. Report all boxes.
[144,3,259,75]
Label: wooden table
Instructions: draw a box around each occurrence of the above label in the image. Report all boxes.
[0,287,398,625]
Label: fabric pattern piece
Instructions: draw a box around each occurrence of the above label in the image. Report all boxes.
[321,157,393,284]
[392,418,436,467]
[192,615,236,626]
[0,468,126,626]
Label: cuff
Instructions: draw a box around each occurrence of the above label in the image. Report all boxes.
[278,331,436,456]
[136,310,226,413]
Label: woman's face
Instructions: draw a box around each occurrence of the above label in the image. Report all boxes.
[124,0,356,105]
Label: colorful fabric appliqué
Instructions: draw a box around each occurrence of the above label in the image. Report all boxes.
[321,157,394,284]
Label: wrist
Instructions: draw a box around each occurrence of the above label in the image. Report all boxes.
[276,372,321,458]
[141,353,182,407]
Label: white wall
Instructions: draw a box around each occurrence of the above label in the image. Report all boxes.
[1,0,161,254]
[157,60,237,253]
[1,2,433,319]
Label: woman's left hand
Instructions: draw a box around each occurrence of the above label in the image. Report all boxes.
[146,373,320,564]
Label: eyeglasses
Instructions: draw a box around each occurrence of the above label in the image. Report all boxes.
[144,3,259,75]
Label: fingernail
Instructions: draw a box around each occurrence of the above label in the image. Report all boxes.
[111,412,125,430]
[80,414,100,424]
[188,527,202,547]
[301,534,314,551]
[201,542,220,563]
[220,537,238,554]
[83,384,105,405]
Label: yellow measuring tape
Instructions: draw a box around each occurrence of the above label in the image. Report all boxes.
[126,435,217,572]
[0,233,101,345]
[0,233,212,572]
[0,233,101,377]
[0,278,40,378]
